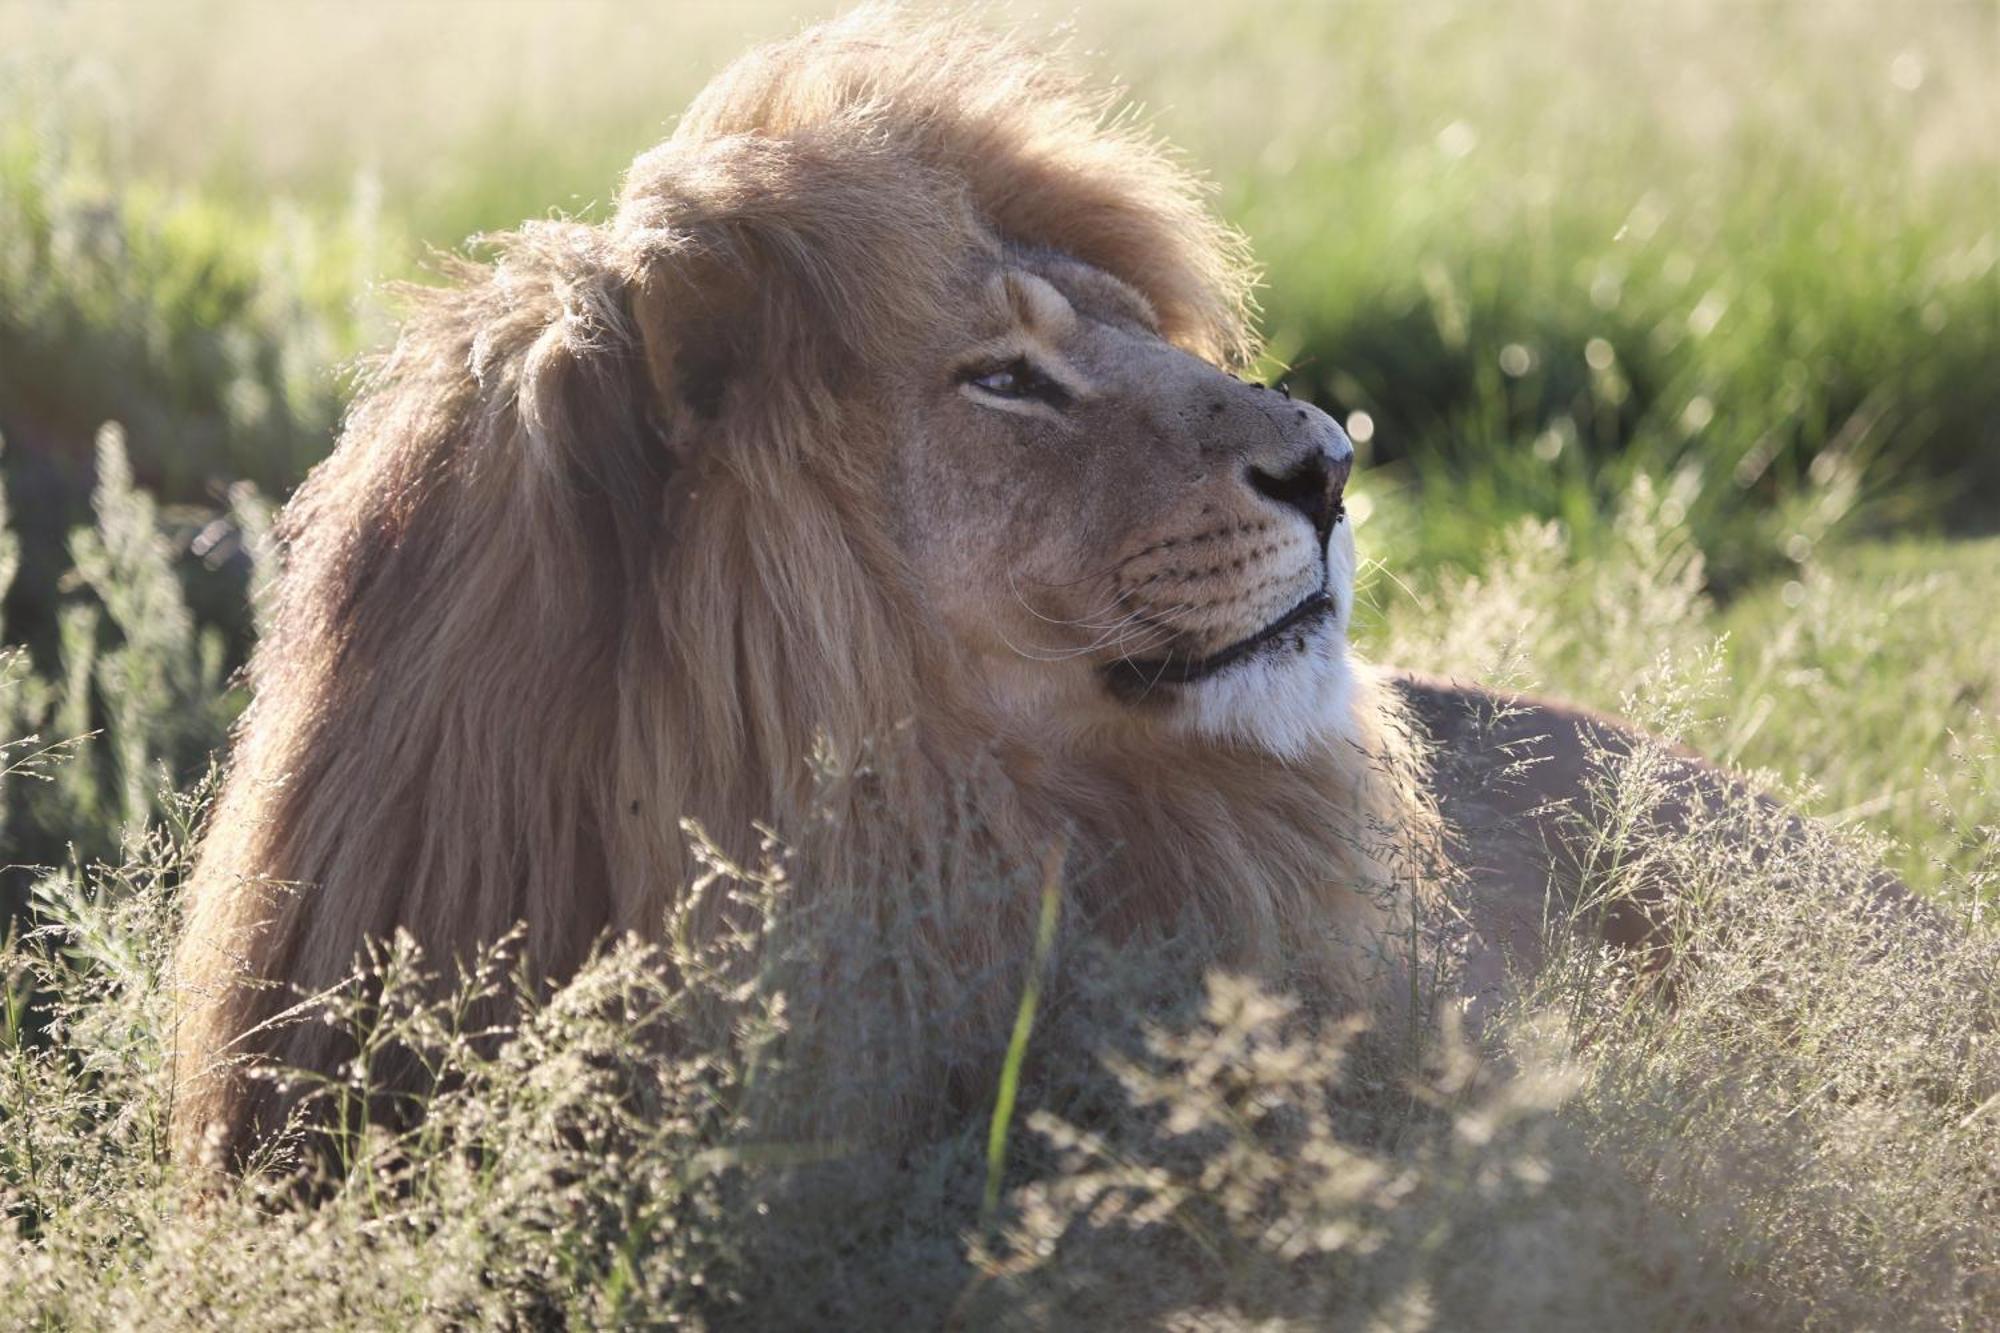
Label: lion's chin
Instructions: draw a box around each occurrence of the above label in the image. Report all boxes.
[1168,624,1356,760]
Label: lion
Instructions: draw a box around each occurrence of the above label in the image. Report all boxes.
[168,10,1890,1167]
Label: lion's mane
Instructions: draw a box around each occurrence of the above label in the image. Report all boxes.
[172,9,1434,1164]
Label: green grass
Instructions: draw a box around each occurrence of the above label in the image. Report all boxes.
[0,0,1996,1325]
[6,0,1993,587]
[1,473,1993,1326]
[1713,536,2000,893]
[1358,506,2000,899]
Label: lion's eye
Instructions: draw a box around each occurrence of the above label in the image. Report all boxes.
[962,358,1070,408]
[971,364,1026,395]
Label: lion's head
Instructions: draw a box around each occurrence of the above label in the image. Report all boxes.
[173,10,1424,1165]
[872,250,1359,758]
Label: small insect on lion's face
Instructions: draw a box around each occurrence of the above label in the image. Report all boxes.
[894,251,1359,758]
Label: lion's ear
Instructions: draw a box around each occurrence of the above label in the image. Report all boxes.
[612,136,973,440]
[620,217,855,441]
[623,237,759,428]
[510,267,665,511]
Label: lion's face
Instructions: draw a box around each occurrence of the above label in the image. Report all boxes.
[892,253,1358,758]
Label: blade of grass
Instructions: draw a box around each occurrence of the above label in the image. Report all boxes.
[980,837,1066,1227]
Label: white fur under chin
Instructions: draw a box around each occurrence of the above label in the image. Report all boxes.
[1175,524,1362,761]
[1174,625,1357,759]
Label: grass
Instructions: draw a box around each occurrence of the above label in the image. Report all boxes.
[1360,499,2000,898]
[0,0,1996,1326]
[6,1,1994,583]
[0,477,1993,1326]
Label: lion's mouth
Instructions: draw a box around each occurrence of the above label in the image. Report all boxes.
[1102,588,1336,697]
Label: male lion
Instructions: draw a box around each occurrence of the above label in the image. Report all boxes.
[170,12,1865,1165]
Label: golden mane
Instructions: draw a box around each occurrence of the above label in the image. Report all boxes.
[171,8,1433,1164]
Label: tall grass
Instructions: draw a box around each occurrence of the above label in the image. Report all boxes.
[1362,486,2000,898]
[1209,3,2000,577]
[4,0,1996,582]
[0,456,1992,1327]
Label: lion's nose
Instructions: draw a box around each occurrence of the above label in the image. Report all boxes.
[1245,446,1351,540]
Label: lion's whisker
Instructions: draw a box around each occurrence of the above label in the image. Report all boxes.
[1006,566,1145,633]
[995,613,1143,663]
[996,596,1193,664]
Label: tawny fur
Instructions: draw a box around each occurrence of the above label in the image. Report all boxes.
[171,10,1439,1164]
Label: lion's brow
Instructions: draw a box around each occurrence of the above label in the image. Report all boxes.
[1054,266,1160,334]
[996,270,1080,341]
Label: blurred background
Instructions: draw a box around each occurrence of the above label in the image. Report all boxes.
[0,0,1995,894]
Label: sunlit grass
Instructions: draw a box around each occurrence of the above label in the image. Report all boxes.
[5,0,1995,580]
[1358,498,2000,900]
[1,471,1992,1327]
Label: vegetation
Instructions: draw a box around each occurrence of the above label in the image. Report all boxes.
[0,1,1994,1326]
